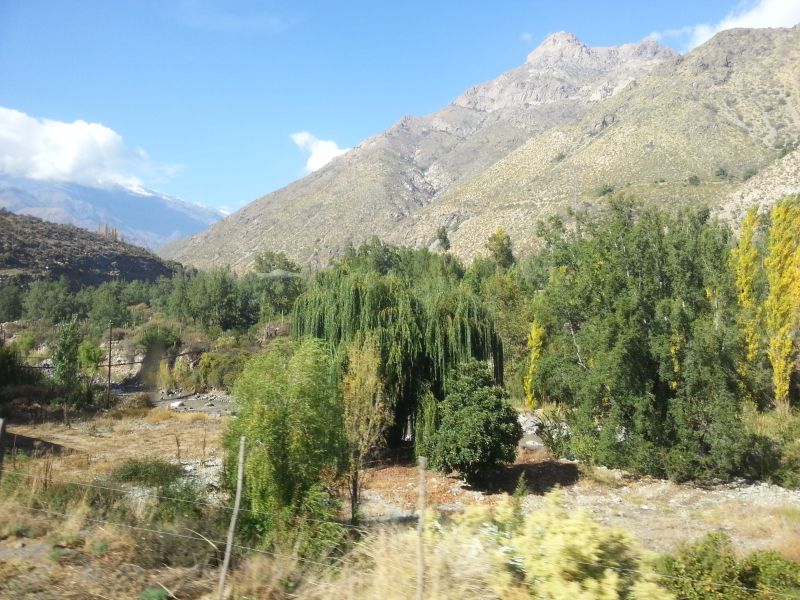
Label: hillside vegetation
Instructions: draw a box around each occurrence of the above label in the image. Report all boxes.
[0,209,178,286]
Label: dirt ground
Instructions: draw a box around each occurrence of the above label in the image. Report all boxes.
[2,401,799,598]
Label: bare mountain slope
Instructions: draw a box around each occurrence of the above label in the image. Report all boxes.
[714,146,800,225]
[388,26,800,259]
[163,33,675,270]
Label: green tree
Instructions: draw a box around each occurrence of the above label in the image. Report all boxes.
[436,226,451,252]
[243,251,304,319]
[225,339,346,552]
[52,317,82,423]
[530,200,750,480]
[0,278,23,322]
[22,277,76,323]
[486,228,515,270]
[427,360,522,485]
[292,242,502,445]
[78,340,104,377]
[88,282,132,331]
[341,334,391,522]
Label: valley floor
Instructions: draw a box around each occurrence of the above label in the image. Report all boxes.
[2,399,799,598]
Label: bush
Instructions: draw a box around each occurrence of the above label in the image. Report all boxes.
[597,183,615,197]
[225,339,346,555]
[108,458,184,488]
[688,175,701,185]
[137,326,181,354]
[657,532,800,598]
[428,360,522,485]
[194,349,251,391]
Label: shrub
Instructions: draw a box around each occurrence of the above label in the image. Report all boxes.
[428,360,522,485]
[597,183,615,197]
[657,532,800,598]
[194,349,251,391]
[225,339,346,555]
[687,175,701,186]
[108,458,184,488]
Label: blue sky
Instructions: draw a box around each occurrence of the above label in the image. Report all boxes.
[1,0,798,212]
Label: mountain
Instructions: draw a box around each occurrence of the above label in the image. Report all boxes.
[0,176,224,250]
[0,209,178,286]
[714,145,800,225]
[162,33,676,270]
[164,26,800,270]
[389,26,800,260]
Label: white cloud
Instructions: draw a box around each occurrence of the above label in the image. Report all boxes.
[520,32,533,43]
[655,0,800,50]
[290,131,349,173]
[0,106,171,187]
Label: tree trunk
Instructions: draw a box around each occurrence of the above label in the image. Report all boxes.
[350,469,359,524]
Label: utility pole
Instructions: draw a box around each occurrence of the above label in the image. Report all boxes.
[106,321,113,408]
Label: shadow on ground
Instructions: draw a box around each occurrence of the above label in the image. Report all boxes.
[2,432,70,457]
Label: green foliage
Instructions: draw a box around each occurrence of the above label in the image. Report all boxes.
[486,227,515,270]
[0,344,40,387]
[10,332,36,357]
[436,226,451,252]
[87,281,132,330]
[246,250,305,318]
[137,325,181,354]
[292,240,501,444]
[52,317,81,394]
[657,532,800,599]
[530,200,751,480]
[78,340,104,375]
[226,339,346,551]
[427,360,522,485]
[23,277,75,323]
[139,588,169,600]
[194,349,251,391]
[688,175,701,186]
[0,278,23,322]
[109,458,184,488]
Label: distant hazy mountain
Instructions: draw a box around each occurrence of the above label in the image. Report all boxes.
[163,32,676,270]
[0,175,224,250]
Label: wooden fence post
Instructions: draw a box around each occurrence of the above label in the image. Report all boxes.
[417,455,427,600]
[0,419,6,479]
[106,321,112,408]
[218,436,246,600]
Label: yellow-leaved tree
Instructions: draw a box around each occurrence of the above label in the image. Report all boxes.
[730,207,765,403]
[764,197,800,412]
[523,320,545,409]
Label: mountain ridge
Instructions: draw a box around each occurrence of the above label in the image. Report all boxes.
[162,32,675,270]
[0,176,224,250]
[163,26,800,270]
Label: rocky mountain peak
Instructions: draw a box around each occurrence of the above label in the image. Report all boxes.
[526,31,589,63]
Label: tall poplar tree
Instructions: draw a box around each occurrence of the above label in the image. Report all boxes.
[764,197,800,412]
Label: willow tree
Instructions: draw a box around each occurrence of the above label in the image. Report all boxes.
[292,245,502,444]
[764,197,800,412]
